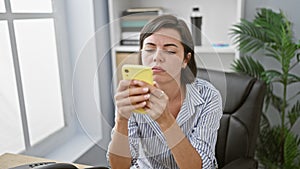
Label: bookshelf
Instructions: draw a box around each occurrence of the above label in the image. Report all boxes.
[108,0,245,91]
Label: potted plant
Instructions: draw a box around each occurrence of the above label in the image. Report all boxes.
[230,8,300,169]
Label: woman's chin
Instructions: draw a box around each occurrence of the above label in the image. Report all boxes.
[153,76,162,82]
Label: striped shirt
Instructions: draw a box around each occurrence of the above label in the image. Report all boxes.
[128,78,223,169]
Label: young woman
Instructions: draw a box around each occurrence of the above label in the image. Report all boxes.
[108,14,222,169]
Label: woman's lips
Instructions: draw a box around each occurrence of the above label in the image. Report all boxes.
[152,66,165,73]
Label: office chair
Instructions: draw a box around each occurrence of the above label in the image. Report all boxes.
[197,68,266,169]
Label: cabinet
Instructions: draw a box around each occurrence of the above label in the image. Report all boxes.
[108,0,244,90]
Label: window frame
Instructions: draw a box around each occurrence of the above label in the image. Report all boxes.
[0,0,76,156]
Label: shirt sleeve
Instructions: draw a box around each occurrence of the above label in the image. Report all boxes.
[128,114,140,167]
[189,90,222,169]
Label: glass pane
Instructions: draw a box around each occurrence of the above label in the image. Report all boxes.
[0,0,6,13]
[0,21,25,154]
[14,19,65,145]
[10,0,52,13]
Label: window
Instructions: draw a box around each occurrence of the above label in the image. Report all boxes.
[0,0,73,155]
[0,0,5,12]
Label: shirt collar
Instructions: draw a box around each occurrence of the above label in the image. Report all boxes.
[176,80,205,126]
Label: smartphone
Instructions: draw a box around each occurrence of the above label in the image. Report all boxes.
[122,64,153,114]
[122,64,153,85]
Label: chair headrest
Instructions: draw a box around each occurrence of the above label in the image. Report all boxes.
[197,68,256,113]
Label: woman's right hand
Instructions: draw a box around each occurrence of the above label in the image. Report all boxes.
[114,80,150,121]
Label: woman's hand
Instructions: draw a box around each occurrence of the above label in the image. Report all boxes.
[114,80,150,121]
[145,84,170,122]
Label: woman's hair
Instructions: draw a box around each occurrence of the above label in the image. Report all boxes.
[139,14,197,84]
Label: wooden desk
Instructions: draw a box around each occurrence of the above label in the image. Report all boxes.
[0,153,90,169]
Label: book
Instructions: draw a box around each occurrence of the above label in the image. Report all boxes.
[122,7,163,16]
[121,32,140,41]
[121,20,150,28]
[120,39,139,46]
[121,26,144,32]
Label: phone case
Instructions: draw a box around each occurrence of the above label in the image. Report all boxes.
[122,64,153,85]
[122,64,153,114]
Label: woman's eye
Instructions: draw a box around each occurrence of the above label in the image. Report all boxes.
[166,51,176,55]
[144,49,155,53]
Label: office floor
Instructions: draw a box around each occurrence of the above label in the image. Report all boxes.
[75,144,109,167]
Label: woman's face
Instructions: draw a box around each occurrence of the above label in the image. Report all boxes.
[141,28,188,84]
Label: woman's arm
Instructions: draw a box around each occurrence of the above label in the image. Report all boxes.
[159,114,203,169]
[108,80,150,169]
[108,119,132,169]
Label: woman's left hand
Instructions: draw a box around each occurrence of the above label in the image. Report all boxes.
[144,84,169,121]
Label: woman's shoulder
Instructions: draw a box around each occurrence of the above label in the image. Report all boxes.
[186,77,222,110]
[187,77,222,103]
[192,78,220,94]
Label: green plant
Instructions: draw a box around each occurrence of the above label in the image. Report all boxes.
[230,8,300,169]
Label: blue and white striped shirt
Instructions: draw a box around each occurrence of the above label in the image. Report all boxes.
[128,78,222,169]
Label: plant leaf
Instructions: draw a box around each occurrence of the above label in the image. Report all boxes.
[231,56,265,79]
[287,101,300,127]
[287,73,300,84]
[256,125,282,167]
[284,130,300,169]
[230,19,267,54]
[254,8,285,44]
[262,70,282,83]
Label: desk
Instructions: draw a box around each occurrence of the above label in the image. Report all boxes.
[0,153,89,169]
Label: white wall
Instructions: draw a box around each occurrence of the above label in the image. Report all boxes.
[63,0,113,166]
[64,0,103,146]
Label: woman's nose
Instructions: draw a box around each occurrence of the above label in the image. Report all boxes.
[153,50,165,62]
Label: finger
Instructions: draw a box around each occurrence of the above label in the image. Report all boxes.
[115,86,149,100]
[151,89,166,99]
[117,79,147,92]
[117,80,132,92]
[117,94,150,108]
[132,80,148,87]
[118,101,147,119]
[146,100,164,112]
[119,101,147,112]
[129,87,149,96]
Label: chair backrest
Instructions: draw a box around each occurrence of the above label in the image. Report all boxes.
[197,68,266,168]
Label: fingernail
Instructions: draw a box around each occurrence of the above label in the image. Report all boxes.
[144,94,150,99]
[143,87,149,92]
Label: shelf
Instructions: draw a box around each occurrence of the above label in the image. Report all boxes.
[108,0,244,91]
[114,45,237,54]
[195,45,236,53]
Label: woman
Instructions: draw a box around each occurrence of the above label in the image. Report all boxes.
[108,14,222,169]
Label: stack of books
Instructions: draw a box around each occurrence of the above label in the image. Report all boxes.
[120,7,163,46]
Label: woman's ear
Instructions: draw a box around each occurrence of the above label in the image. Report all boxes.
[182,53,191,68]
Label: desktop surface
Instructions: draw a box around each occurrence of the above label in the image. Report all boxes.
[0,153,89,169]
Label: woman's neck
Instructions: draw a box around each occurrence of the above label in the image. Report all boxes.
[159,80,185,101]
[158,80,186,118]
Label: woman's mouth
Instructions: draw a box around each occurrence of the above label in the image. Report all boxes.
[152,66,165,73]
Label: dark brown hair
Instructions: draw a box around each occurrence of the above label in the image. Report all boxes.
[139,14,197,84]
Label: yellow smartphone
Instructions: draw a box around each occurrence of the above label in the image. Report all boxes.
[122,64,154,85]
[122,64,153,114]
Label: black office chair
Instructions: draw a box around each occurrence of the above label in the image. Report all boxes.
[197,68,266,169]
